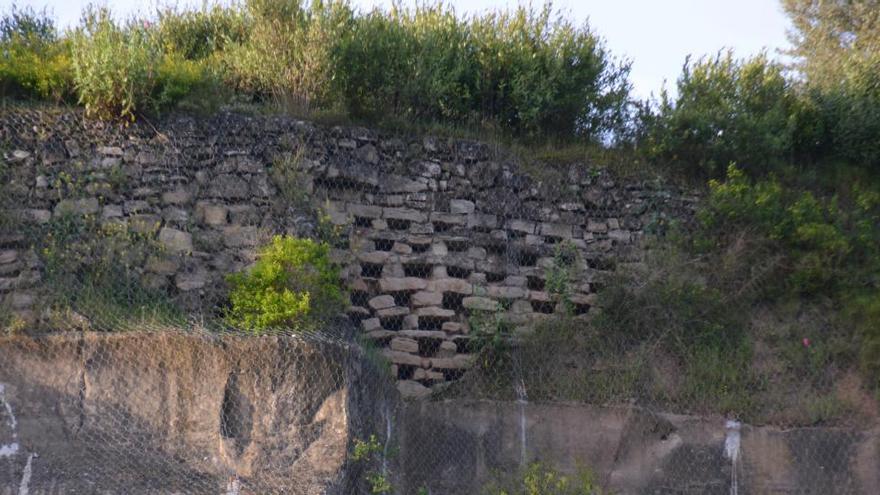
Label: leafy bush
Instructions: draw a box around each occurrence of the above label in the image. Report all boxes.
[156,4,249,61]
[221,0,352,108]
[151,55,223,114]
[70,7,161,120]
[0,5,71,100]
[641,52,797,177]
[225,235,344,332]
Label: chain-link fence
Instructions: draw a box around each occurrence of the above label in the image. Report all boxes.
[0,108,877,494]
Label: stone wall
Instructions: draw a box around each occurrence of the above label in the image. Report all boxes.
[0,109,698,396]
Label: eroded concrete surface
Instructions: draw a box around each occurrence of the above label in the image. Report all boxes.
[397,400,880,494]
[0,332,384,495]
[1,333,878,494]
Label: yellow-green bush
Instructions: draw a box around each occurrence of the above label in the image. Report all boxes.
[0,6,72,100]
[225,235,344,332]
[482,462,603,495]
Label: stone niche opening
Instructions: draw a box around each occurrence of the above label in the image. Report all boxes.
[220,373,253,456]
[354,216,373,228]
[410,242,431,253]
[446,266,471,279]
[382,315,405,331]
[350,290,370,307]
[419,316,446,331]
[531,300,555,314]
[361,262,384,278]
[527,276,545,291]
[446,239,469,252]
[518,250,538,267]
[403,262,433,278]
[432,221,455,233]
[397,364,416,380]
[387,218,412,231]
[374,238,395,251]
[418,337,443,357]
[391,291,412,307]
[485,272,505,283]
[586,257,615,271]
[442,292,465,311]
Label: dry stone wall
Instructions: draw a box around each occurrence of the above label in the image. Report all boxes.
[0,109,698,397]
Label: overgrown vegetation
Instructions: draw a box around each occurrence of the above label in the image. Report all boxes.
[31,214,182,330]
[225,235,344,332]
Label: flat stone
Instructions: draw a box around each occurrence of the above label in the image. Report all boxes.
[98,146,124,156]
[383,350,425,367]
[102,205,123,219]
[399,330,447,339]
[390,337,419,353]
[487,286,527,299]
[608,229,632,243]
[441,322,463,333]
[368,295,396,310]
[175,270,206,291]
[587,220,608,233]
[376,306,410,317]
[209,174,250,199]
[540,222,572,238]
[145,256,179,275]
[357,144,379,164]
[430,354,475,370]
[413,369,445,381]
[201,205,228,226]
[362,318,382,332]
[449,199,475,214]
[162,188,191,205]
[129,214,162,234]
[158,228,193,254]
[431,278,472,294]
[437,341,458,357]
[397,380,431,399]
[384,208,427,223]
[11,292,34,310]
[379,277,428,292]
[467,213,497,230]
[222,226,261,248]
[416,307,456,318]
[54,198,100,216]
[411,291,443,307]
[359,251,391,264]
[0,250,18,265]
[462,296,499,311]
[430,212,467,225]
[24,209,51,224]
[348,203,383,218]
[381,175,428,193]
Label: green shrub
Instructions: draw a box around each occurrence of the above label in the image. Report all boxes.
[0,5,72,100]
[221,0,352,107]
[156,4,249,61]
[225,235,344,332]
[151,55,223,114]
[70,7,160,120]
[642,52,797,177]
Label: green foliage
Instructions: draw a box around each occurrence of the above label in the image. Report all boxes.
[352,435,392,494]
[156,4,248,61]
[70,7,160,120]
[220,0,352,108]
[483,462,603,495]
[698,165,878,295]
[545,240,579,313]
[641,52,797,177]
[225,235,343,332]
[151,55,224,114]
[0,5,72,100]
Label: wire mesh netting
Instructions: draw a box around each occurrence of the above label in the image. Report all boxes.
[0,108,878,494]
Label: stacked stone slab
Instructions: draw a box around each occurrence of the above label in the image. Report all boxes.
[0,109,698,396]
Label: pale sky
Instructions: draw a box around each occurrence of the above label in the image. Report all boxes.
[6,0,793,100]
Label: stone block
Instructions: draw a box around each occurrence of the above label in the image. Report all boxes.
[431,278,473,295]
[376,306,410,317]
[462,296,499,311]
[222,226,261,248]
[382,175,428,193]
[390,337,419,354]
[201,204,228,226]
[384,208,427,223]
[441,322,463,333]
[487,286,527,299]
[412,291,443,307]
[467,213,497,230]
[158,227,193,254]
[362,318,381,332]
[416,307,456,319]
[0,250,18,265]
[175,269,207,291]
[540,222,572,238]
[430,354,475,370]
[507,219,536,234]
[397,380,431,399]
[380,277,428,292]
[348,203,383,218]
[449,199,475,214]
[383,350,425,367]
[587,219,608,233]
[162,188,191,205]
[54,198,100,216]
[368,295,396,310]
